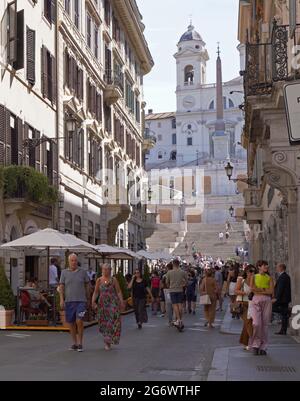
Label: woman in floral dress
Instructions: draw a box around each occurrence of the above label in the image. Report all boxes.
[92,264,125,350]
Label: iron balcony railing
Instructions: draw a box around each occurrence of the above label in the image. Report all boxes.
[244,21,300,98]
[104,69,124,93]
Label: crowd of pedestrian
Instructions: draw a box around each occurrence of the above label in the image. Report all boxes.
[58,252,292,357]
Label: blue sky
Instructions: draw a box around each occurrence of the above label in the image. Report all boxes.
[136,0,240,112]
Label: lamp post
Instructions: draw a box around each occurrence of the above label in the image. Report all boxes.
[225,161,257,186]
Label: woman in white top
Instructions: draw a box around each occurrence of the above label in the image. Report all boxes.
[235,264,256,350]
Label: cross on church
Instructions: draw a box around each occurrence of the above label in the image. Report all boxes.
[217,42,221,57]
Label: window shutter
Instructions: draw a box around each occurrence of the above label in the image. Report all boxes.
[51,0,56,24]
[7,0,17,65]
[17,117,23,165]
[80,129,84,168]
[23,124,29,165]
[78,68,83,101]
[42,140,47,176]
[64,124,69,160]
[14,10,24,71]
[26,27,36,85]
[35,130,41,171]
[5,109,11,165]
[41,46,48,98]
[52,141,58,185]
[51,55,57,104]
[0,105,5,166]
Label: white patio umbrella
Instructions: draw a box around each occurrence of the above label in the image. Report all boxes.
[94,244,137,260]
[0,228,97,286]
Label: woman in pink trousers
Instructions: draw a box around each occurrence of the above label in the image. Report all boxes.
[250,260,274,356]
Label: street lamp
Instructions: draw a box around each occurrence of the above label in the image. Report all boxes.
[225,162,257,186]
[225,162,234,180]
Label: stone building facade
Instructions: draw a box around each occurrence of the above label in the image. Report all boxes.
[238,0,300,312]
[0,0,154,288]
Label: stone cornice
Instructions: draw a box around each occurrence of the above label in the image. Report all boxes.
[111,0,154,75]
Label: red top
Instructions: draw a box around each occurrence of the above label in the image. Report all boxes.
[151,277,160,289]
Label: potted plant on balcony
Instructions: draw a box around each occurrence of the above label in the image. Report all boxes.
[0,265,16,329]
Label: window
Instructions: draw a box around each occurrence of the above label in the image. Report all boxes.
[64,115,84,168]
[88,134,102,179]
[94,25,99,59]
[44,0,56,24]
[86,14,91,48]
[65,0,71,14]
[125,79,134,113]
[135,99,140,123]
[88,221,94,244]
[170,150,177,161]
[74,0,80,29]
[74,215,82,238]
[187,137,193,146]
[65,212,72,233]
[41,46,56,103]
[64,51,83,101]
[7,3,24,70]
[209,100,215,110]
[158,151,163,160]
[184,65,194,84]
[119,229,124,248]
[26,27,36,85]
[157,134,162,141]
[172,133,176,145]
[87,80,102,121]
[171,118,176,129]
[229,98,235,108]
[104,0,111,25]
[95,224,101,245]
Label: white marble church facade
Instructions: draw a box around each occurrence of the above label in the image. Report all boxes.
[145,24,248,224]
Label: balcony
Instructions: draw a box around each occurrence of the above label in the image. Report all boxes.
[1,166,57,218]
[103,69,124,106]
[244,21,300,98]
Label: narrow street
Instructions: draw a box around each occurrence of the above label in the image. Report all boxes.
[0,306,233,381]
[1,304,299,381]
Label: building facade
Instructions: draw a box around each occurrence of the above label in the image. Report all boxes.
[0,0,58,292]
[238,0,300,314]
[0,0,154,288]
[145,24,247,225]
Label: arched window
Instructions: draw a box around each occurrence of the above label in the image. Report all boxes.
[223,96,227,109]
[120,229,124,248]
[229,98,235,108]
[88,221,94,244]
[158,151,163,160]
[74,215,82,238]
[10,227,18,241]
[209,100,215,110]
[170,151,177,161]
[65,212,73,233]
[184,65,194,84]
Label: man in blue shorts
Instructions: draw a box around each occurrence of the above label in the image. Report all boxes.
[59,254,90,352]
[165,259,188,328]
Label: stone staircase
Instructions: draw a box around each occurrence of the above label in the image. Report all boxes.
[146,223,186,254]
[173,222,246,261]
